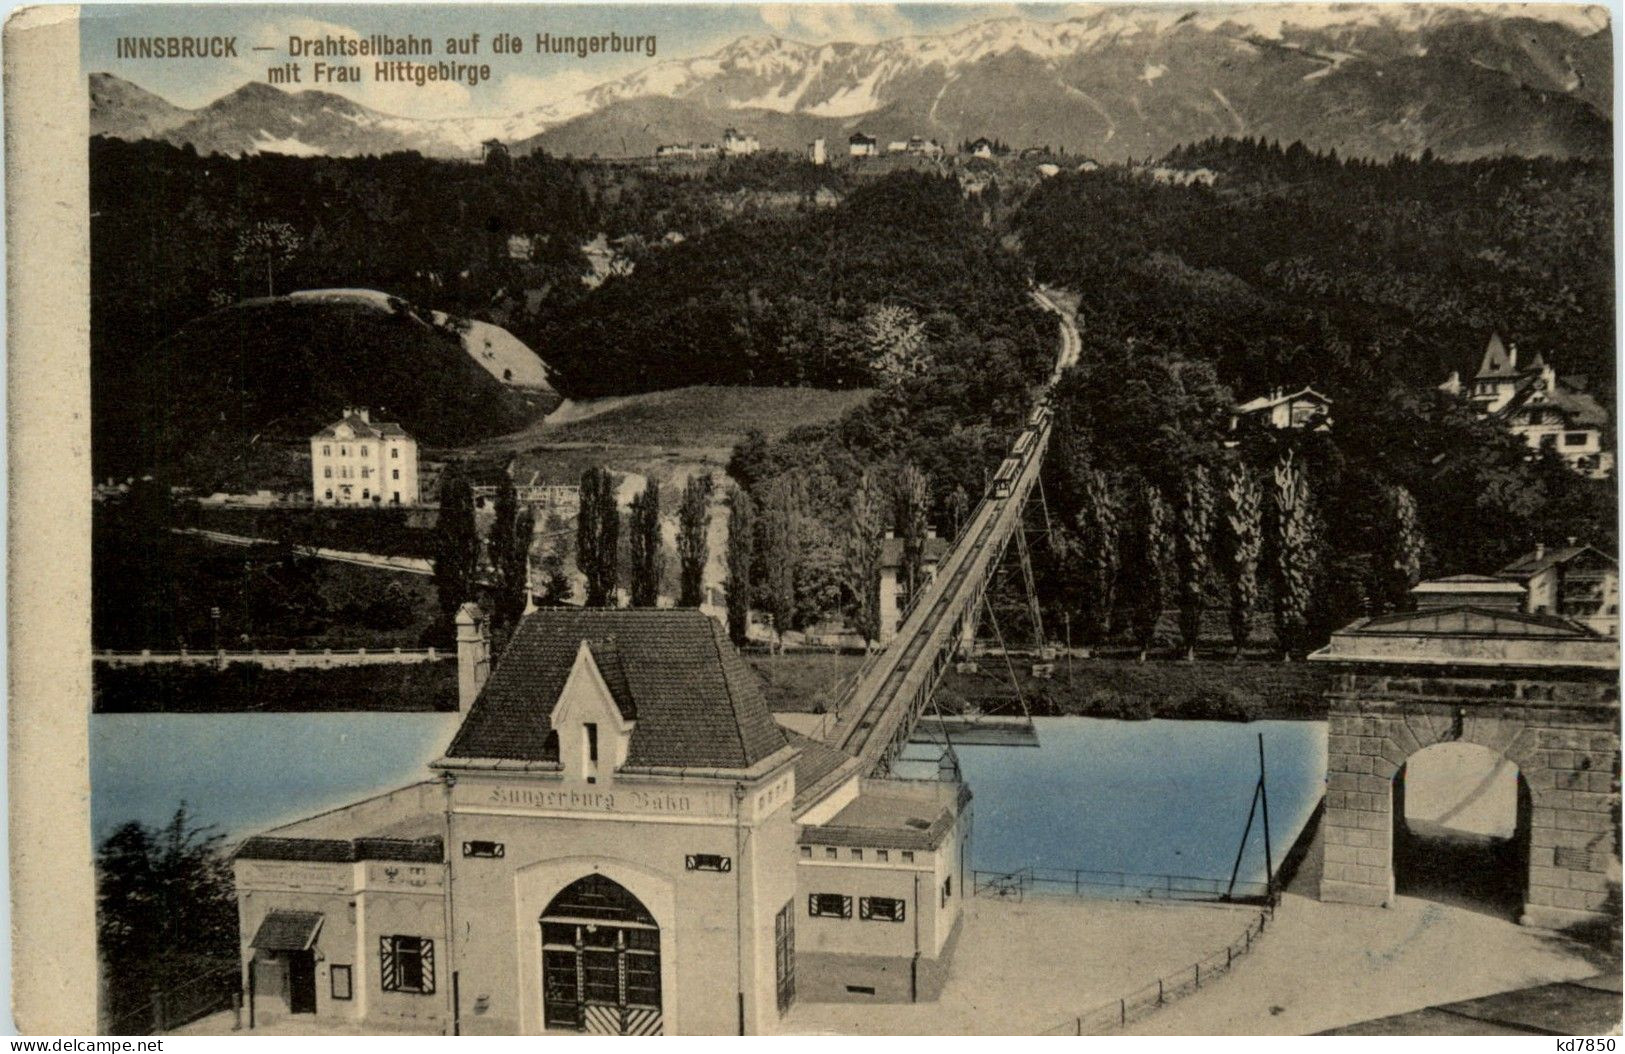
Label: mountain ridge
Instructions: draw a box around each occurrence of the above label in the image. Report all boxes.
[91,5,1612,161]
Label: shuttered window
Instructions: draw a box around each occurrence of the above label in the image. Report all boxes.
[808,893,851,919]
[860,896,906,923]
[379,935,435,995]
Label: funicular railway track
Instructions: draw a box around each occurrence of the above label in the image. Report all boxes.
[824,289,1079,773]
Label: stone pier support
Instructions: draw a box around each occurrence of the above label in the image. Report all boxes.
[1319,669,1618,930]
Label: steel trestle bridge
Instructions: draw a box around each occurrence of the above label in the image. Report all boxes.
[819,288,1081,774]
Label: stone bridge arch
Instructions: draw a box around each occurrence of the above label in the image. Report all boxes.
[1314,609,1619,930]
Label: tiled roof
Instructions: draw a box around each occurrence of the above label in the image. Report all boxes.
[1476,333,1517,378]
[784,730,858,810]
[1497,375,1609,428]
[1232,387,1333,414]
[1498,545,1617,578]
[313,413,410,440]
[250,910,324,951]
[444,609,788,770]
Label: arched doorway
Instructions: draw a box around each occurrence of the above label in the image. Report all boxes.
[540,875,662,1035]
[1392,742,1532,920]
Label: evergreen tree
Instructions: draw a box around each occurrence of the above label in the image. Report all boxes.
[1224,461,1264,658]
[432,466,479,618]
[1175,463,1217,659]
[577,467,620,607]
[725,488,756,646]
[676,476,712,608]
[843,469,887,648]
[628,482,663,607]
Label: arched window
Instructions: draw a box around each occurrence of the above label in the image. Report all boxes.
[541,876,660,1034]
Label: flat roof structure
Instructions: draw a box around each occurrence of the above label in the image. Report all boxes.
[799,778,970,852]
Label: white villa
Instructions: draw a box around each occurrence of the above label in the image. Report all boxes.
[1440,334,1612,478]
[310,407,419,507]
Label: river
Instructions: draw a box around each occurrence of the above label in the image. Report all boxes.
[91,715,1327,889]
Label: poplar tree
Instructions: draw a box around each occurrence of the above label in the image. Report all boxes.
[1125,477,1173,663]
[577,467,620,608]
[763,475,803,651]
[489,476,533,633]
[843,470,886,648]
[432,466,479,619]
[894,463,930,604]
[1384,484,1425,611]
[1175,463,1217,660]
[676,476,711,608]
[725,488,756,646]
[1076,467,1121,648]
[1224,462,1263,659]
[1273,451,1316,658]
[628,481,663,607]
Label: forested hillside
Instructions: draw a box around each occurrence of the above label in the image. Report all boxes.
[1014,142,1614,655]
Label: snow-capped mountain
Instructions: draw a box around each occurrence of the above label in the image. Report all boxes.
[91,4,1612,161]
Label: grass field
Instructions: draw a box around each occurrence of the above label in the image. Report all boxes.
[747,651,866,713]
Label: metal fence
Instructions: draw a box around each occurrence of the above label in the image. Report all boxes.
[104,962,241,1036]
[972,866,1274,904]
[1038,903,1276,1035]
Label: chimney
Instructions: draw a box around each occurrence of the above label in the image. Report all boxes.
[456,602,490,712]
[358,407,370,423]
[1567,537,1578,548]
[1534,542,1545,561]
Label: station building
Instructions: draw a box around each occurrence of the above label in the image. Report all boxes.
[233,607,971,1035]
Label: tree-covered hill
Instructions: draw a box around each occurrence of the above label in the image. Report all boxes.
[103,296,544,484]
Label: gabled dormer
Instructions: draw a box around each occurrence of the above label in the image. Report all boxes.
[550,639,635,783]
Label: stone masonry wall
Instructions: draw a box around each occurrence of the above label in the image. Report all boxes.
[1320,668,1619,929]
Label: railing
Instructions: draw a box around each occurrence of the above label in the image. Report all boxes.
[96,647,448,668]
[1038,904,1277,1036]
[972,866,1273,905]
[105,961,241,1036]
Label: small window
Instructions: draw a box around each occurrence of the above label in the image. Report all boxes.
[1566,433,1589,446]
[361,467,371,478]
[876,850,889,863]
[392,448,400,459]
[330,964,352,1000]
[341,446,348,456]
[585,723,599,763]
[379,936,435,995]
[324,467,332,478]
[808,894,852,919]
[849,848,863,861]
[463,840,505,858]
[800,846,812,858]
[321,445,331,456]
[859,896,906,923]
[360,446,368,457]
[901,851,915,863]
[362,489,370,500]
[324,489,332,500]
[392,469,400,479]
[824,847,837,859]
[686,854,732,872]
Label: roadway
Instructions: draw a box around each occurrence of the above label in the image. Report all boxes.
[820,288,1081,772]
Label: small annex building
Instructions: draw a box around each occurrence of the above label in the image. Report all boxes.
[232,608,972,1035]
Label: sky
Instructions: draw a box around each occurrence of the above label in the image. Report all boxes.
[81,3,1079,119]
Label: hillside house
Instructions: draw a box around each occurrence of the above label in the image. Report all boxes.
[311,408,419,507]
[848,132,878,158]
[1496,542,1619,638]
[1229,387,1333,434]
[808,138,827,165]
[907,137,943,157]
[877,533,950,644]
[968,138,997,159]
[1440,334,1612,478]
[722,128,760,156]
[886,140,910,154]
